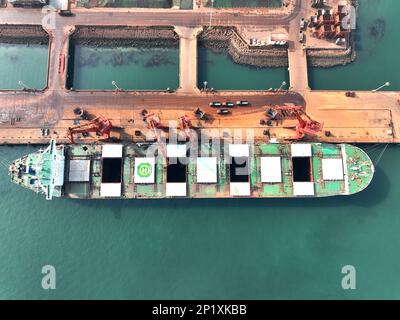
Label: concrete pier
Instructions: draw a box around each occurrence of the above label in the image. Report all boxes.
[288,0,309,92]
[175,27,202,94]
[1,2,400,145]
[288,47,309,92]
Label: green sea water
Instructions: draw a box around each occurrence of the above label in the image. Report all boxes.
[0,44,48,90]
[0,145,399,299]
[309,0,400,91]
[198,46,290,90]
[1,0,400,299]
[68,45,179,91]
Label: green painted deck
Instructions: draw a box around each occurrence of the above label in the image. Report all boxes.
[345,145,375,194]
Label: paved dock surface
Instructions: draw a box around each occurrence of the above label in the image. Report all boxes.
[1,3,399,144]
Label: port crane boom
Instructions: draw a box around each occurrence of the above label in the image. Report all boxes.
[265,105,324,140]
[68,116,112,143]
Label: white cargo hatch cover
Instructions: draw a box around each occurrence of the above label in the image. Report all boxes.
[291,144,312,157]
[260,157,282,183]
[166,183,187,197]
[69,159,90,182]
[229,144,250,157]
[197,157,217,183]
[102,144,123,158]
[167,144,187,158]
[322,158,344,180]
[100,183,122,197]
[293,182,315,196]
[230,182,251,196]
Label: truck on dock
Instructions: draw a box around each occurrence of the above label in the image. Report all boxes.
[223,102,235,108]
[236,101,251,106]
[209,101,222,107]
[57,0,72,16]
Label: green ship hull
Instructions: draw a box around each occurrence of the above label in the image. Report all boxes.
[9,140,374,200]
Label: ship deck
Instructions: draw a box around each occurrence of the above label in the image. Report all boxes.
[54,142,372,199]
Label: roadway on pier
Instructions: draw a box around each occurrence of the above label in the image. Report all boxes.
[1,1,400,144]
[0,4,301,28]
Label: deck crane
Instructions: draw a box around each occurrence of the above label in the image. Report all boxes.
[143,110,165,131]
[142,110,167,158]
[294,111,324,140]
[272,105,304,118]
[178,115,194,141]
[67,116,112,143]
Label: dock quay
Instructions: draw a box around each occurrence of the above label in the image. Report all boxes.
[1,2,400,145]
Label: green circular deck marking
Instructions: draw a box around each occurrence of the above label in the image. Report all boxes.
[137,163,152,178]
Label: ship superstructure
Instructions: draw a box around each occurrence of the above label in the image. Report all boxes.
[9,140,65,200]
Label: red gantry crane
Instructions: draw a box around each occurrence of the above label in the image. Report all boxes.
[68,116,112,143]
[143,110,165,130]
[266,105,324,140]
[293,111,324,140]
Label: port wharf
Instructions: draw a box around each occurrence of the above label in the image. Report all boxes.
[0,1,399,145]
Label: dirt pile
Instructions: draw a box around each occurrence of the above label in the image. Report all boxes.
[199,27,289,68]
[71,26,179,48]
[307,47,355,68]
[0,25,49,45]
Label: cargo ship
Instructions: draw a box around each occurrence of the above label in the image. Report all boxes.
[9,140,374,200]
